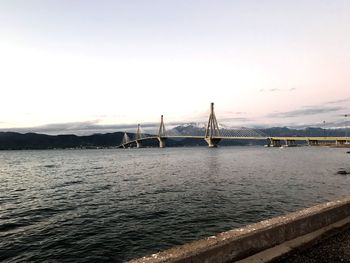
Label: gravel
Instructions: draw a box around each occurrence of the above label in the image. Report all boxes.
[275,228,350,263]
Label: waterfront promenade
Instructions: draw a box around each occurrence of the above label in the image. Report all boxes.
[276,227,350,263]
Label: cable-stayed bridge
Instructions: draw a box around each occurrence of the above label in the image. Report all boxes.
[118,103,350,148]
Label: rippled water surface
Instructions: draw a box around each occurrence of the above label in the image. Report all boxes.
[1,147,350,262]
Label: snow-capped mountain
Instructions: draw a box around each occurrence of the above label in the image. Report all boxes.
[169,123,206,136]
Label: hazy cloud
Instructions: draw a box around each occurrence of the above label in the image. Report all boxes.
[260,87,297,92]
[94,114,126,119]
[268,106,345,118]
[219,117,251,122]
[267,119,350,129]
[0,120,190,135]
[222,111,247,115]
[326,98,350,105]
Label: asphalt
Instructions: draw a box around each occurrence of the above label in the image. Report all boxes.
[275,227,350,263]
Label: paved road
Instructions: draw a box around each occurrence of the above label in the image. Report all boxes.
[276,228,350,263]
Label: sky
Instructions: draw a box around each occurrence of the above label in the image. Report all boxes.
[0,0,350,134]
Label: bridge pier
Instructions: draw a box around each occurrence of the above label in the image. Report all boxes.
[270,139,282,147]
[158,137,167,148]
[336,140,346,145]
[266,138,271,147]
[136,140,142,148]
[205,137,221,148]
[308,140,319,146]
[285,139,297,147]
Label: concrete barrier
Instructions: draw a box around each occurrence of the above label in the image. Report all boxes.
[127,196,350,263]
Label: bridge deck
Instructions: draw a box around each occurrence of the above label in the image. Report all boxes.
[118,136,350,148]
[123,136,350,141]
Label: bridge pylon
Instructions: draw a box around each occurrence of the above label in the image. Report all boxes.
[158,115,167,148]
[121,132,131,148]
[136,124,142,148]
[205,102,221,148]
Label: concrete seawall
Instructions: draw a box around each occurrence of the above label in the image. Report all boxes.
[127,196,350,263]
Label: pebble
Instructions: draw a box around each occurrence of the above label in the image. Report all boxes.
[275,228,350,263]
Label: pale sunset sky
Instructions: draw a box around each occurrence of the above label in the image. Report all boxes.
[0,0,349,134]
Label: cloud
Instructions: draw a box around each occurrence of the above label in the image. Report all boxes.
[268,106,345,118]
[219,117,251,122]
[0,120,191,135]
[222,111,247,115]
[267,118,350,129]
[0,120,134,135]
[326,98,350,105]
[260,87,297,92]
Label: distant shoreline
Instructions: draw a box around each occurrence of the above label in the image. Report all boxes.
[1,128,348,150]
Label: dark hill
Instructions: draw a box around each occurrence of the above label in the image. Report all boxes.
[0,132,124,150]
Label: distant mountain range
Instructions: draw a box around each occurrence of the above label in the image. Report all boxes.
[0,132,125,150]
[0,126,348,150]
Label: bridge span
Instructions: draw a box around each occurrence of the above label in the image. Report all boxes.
[117,103,350,148]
